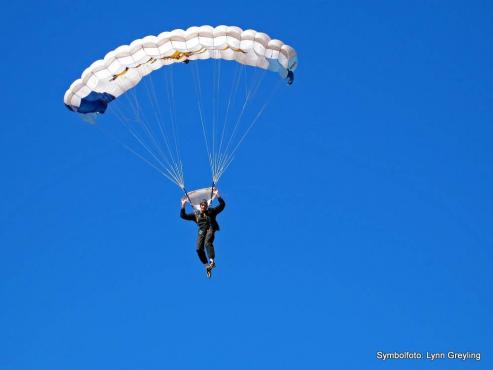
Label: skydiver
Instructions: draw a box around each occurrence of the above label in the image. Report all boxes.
[180,189,225,278]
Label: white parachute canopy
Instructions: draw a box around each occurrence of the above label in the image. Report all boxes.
[182,187,218,211]
[64,25,298,191]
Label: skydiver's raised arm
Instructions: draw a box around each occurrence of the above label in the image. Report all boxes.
[210,190,225,215]
[180,199,196,221]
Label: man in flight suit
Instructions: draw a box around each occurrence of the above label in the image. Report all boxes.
[180,189,225,278]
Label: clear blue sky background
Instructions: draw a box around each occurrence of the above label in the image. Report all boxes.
[1,1,492,369]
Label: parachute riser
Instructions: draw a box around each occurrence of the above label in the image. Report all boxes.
[182,187,194,206]
[209,180,216,202]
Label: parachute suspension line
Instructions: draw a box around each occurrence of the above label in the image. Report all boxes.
[232,77,281,154]
[145,75,176,163]
[242,64,249,101]
[216,63,242,173]
[109,77,183,187]
[210,37,222,181]
[191,62,214,178]
[142,89,183,185]
[211,56,216,179]
[126,88,184,186]
[166,66,184,178]
[114,98,170,173]
[216,78,282,180]
[213,64,243,183]
[211,57,222,182]
[94,123,183,187]
[182,187,194,206]
[209,180,216,202]
[126,88,172,168]
[214,68,267,181]
[219,68,266,162]
[145,73,184,183]
[111,105,183,186]
[216,60,222,180]
[164,66,185,185]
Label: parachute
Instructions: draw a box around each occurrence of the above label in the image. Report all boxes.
[64,25,298,199]
[181,187,217,211]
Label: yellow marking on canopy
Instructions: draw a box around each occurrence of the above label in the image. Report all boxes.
[110,67,129,81]
[222,46,247,54]
[110,47,247,81]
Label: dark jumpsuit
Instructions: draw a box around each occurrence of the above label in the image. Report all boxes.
[180,197,225,264]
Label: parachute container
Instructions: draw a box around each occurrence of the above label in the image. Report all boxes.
[182,187,217,210]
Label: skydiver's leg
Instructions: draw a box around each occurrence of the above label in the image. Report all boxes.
[204,228,216,261]
[204,228,216,278]
[196,230,208,264]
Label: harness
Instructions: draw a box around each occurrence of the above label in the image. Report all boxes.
[195,210,211,227]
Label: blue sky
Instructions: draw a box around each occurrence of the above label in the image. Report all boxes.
[1,1,492,369]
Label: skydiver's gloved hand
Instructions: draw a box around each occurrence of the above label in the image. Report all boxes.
[213,188,221,198]
[181,198,187,208]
